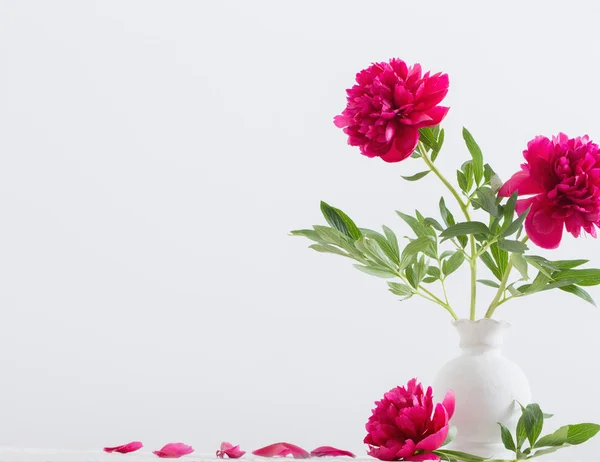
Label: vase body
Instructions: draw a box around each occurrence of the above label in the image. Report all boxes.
[433,319,531,459]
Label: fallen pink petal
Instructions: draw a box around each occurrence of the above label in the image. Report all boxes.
[217,442,246,459]
[252,442,310,458]
[103,441,143,454]
[310,446,355,457]
[153,442,194,458]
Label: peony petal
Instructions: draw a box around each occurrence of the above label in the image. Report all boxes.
[217,442,246,459]
[415,425,449,452]
[416,106,449,128]
[153,443,194,459]
[310,446,356,457]
[253,443,310,459]
[498,170,544,197]
[104,441,143,454]
[441,389,455,420]
[380,126,419,163]
[525,201,564,249]
[430,403,449,433]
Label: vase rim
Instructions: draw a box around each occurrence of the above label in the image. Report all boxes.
[452,318,511,328]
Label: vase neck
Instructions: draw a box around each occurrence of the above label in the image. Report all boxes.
[453,319,509,355]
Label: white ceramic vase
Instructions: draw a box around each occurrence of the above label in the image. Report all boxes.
[433,318,531,459]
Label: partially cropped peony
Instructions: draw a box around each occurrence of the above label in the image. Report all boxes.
[334,59,449,163]
[499,133,600,249]
[364,379,454,461]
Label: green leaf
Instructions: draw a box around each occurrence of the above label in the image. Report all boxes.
[427,266,441,278]
[439,198,456,227]
[432,128,444,162]
[462,160,474,192]
[443,251,465,276]
[512,253,529,280]
[387,281,414,296]
[433,450,486,462]
[523,403,544,447]
[501,205,531,238]
[360,229,399,266]
[558,284,596,306]
[516,411,527,450]
[553,268,600,286]
[473,187,500,217]
[456,170,468,193]
[419,126,438,151]
[543,413,553,419]
[402,170,431,181]
[354,264,396,278]
[566,423,600,445]
[491,242,509,276]
[402,236,435,260]
[290,229,327,244]
[424,217,444,231]
[499,423,516,452]
[382,226,400,261]
[480,251,502,280]
[332,206,363,240]
[551,259,589,270]
[462,127,484,185]
[534,426,568,448]
[477,279,500,288]
[410,151,421,159]
[313,225,352,248]
[356,237,397,270]
[320,201,352,239]
[528,446,563,458]
[440,221,492,240]
[521,271,551,294]
[309,244,349,257]
[525,256,557,278]
[497,239,528,253]
[502,191,518,226]
[396,211,435,238]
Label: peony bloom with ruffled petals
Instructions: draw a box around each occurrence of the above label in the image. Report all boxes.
[364,378,455,461]
[334,59,449,163]
[499,133,600,249]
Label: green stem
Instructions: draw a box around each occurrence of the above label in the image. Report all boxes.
[420,143,477,320]
[485,236,530,318]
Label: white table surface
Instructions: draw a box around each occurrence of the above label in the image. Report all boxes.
[0,449,592,462]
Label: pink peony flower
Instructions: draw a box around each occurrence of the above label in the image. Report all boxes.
[499,133,600,249]
[252,442,310,458]
[364,378,455,461]
[103,441,143,454]
[153,442,194,458]
[334,58,449,163]
[217,442,246,459]
[310,446,356,457]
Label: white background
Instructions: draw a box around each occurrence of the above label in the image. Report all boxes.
[1,1,599,460]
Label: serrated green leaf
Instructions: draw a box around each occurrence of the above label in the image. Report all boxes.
[499,423,516,452]
[553,268,600,286]
[463,127,484,185]
[512,253,529,280]
[309,244,349,257]
[477,279,501,288]
[440,221,492,240]
[402,170,431,181]
[387,281,414,296]
[558,284,596,306]
[497,239,528,253]
[443,251,465,276]
[354,264,396,278]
